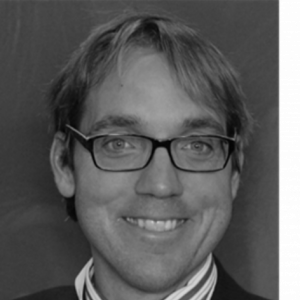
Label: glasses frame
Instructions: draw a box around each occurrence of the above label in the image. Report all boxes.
[65,124,236,173]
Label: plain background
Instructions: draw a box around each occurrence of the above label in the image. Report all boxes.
[0,1,278,300]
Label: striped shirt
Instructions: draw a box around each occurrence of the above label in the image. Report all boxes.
[75,254,217,300]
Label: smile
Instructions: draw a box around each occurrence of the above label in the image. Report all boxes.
[124,217,186,232]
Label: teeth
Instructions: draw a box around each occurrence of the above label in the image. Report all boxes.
[125,218,184,232]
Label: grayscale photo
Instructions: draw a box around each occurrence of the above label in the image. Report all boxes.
[0,1,278,300]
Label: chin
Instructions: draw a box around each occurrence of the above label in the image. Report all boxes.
[119,258,190,295]
[127,272,181,294]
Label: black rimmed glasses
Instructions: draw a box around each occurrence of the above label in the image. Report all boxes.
[65,125,236,172]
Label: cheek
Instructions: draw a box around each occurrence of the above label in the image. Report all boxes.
[74,171,138,262]
[75,171,136,221]
[73,148,134,202]
[183,170,234,210]
[72,154,136,234]
[182,171,234,243]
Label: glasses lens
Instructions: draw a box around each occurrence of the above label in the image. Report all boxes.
[93,135,151,170]
[172,136,229,171]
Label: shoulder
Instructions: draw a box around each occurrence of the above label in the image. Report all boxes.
[12,286,78,300]
[212,257,270,300]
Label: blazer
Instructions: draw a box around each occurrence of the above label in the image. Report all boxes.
[13,260,270,300]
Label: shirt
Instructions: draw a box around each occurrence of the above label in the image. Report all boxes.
[75,254,217,300]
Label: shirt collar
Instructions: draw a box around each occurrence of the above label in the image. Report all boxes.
[75,254,217,300]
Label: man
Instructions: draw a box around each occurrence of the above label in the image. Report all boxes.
[16,13,269,300]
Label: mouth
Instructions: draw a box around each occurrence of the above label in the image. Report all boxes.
[124,217,186,232]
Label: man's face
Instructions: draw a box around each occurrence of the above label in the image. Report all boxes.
[55,49,240,298]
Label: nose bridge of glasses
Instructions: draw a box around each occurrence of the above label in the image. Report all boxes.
[146,138,176,166]
[152,138,172,150]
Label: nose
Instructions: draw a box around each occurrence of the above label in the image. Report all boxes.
[135,148,184,199]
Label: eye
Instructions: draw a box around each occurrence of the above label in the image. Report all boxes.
[178,137,215,156]
[95,135,148,156]
[104,138,132,151]
[189,141,211,153]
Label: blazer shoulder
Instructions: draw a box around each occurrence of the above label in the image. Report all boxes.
[213,257,271,300]
[12,286,78,300]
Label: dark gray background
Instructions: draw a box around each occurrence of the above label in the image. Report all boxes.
[0,1,278,300]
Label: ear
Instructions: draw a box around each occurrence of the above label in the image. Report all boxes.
[231,150,244,200]
[50,132,75,198]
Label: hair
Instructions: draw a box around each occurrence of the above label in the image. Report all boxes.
[48,12,254,221]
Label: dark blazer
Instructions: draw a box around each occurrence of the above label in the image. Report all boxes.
[13,260,270,300]
[212,258,269,300]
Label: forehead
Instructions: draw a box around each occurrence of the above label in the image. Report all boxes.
[81,49,225,136]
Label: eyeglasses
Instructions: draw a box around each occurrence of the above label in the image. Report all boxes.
[66,125,236,172]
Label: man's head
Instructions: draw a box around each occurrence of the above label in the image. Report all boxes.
[50,13,253,300]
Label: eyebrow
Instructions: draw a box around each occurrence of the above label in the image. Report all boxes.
[182,117,225,134]
[88,115,142,135]
[88,114,225,136]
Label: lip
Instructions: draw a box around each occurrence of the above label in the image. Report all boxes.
[122,216,187,232]
[117,216,191,249]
